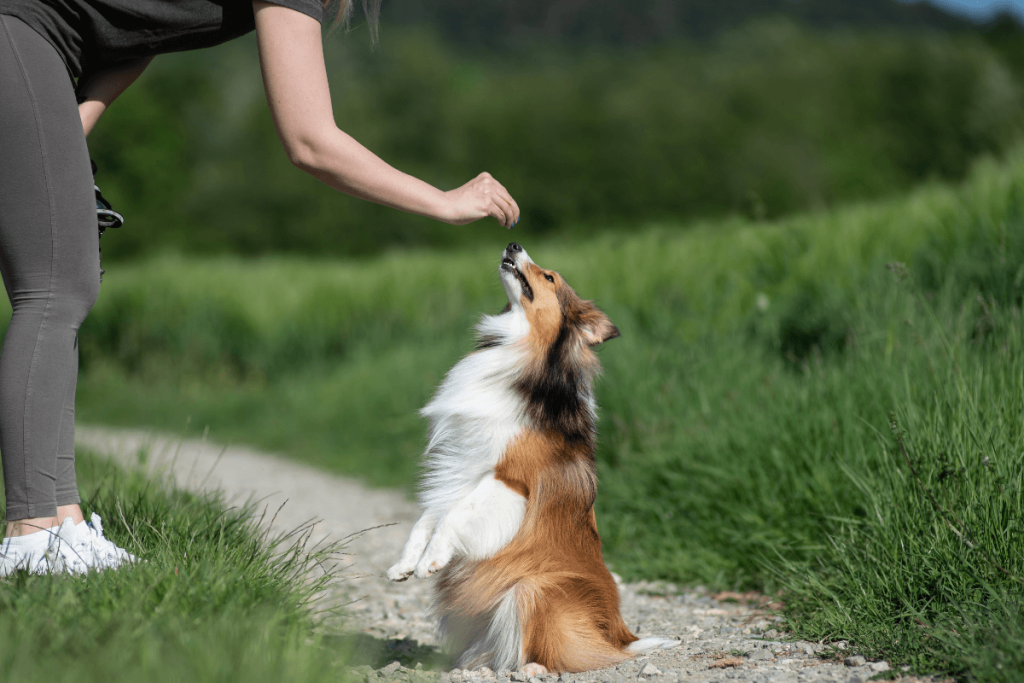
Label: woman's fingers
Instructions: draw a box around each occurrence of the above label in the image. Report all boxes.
[475,172,518,228]
[490,195,513,228]
[491,178,521,227]
[442,172,520,227]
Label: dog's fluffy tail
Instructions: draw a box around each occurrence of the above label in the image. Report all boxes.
[439,570,630,671]
[439,562,671,672]
[513,575,635,672]
[626,638,682,654]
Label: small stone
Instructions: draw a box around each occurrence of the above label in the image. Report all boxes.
[511,674,527,682]
[478,668,495,679]
[748,649,773,661]
[901,665,911,672]
[803,645,815,655]
[707,658,743,670]
[843,655,866,667]
[382,662,403,676]
[869,662,890,672]
[763,629,778,639]
[639,663,663,677]
[528,678,542,683]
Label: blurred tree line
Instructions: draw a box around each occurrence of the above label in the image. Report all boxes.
[88,2,1024,259]
[378,0,969,47]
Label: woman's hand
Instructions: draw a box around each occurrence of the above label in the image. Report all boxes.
[253,2,519,229]
[441,172,520,229]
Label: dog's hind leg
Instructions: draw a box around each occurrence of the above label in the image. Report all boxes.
[388,512,439,581]
[447,585,526,670]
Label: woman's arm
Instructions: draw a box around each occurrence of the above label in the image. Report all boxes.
[77,57,154,137]
[253,2,519,227]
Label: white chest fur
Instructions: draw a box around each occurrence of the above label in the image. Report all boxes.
[387,313,531,581]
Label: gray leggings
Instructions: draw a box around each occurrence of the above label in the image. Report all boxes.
[0,15,100,521]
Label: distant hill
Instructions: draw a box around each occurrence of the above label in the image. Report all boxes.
[377,0,1018,48]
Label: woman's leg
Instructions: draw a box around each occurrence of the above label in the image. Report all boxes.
[0,15,101,534]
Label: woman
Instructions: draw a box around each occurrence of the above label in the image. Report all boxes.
[0,0,520,574]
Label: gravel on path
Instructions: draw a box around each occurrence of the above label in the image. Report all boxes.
[77,426,942,683]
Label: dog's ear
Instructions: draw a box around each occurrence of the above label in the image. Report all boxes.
[580,306,620,346]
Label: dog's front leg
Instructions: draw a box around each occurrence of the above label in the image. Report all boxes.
[387,512,439,582]
[414,476,526,578]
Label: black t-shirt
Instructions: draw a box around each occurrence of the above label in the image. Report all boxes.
[0,0,323,80]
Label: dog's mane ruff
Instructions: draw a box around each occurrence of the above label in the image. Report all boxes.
[516,293,604,449]
[418,310,531,513]
[475,310,529,350]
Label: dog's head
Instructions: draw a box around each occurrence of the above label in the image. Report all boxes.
[497,242,619,350]
[496,243,618,439]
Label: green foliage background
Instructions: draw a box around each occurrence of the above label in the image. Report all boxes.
[90,19,1024,258]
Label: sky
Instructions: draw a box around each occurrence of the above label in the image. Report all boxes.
[911,0,1024,23]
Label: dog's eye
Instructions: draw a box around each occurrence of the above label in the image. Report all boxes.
[544,274,554,283]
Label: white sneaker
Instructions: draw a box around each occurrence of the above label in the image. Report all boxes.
[1,514,138,577]
[0,528,53,576]
[76,513,137,570]
[45,518,93,574]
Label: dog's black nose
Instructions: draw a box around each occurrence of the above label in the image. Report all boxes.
[507,242,522,253]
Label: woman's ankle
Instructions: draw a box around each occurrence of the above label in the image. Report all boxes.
[4,516,59,538]
[4,504,83,537]
[56,504,84,526]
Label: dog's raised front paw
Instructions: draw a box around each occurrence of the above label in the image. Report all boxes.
[414,545,453,578]
[387,562,415,582]
[522,663,549,676]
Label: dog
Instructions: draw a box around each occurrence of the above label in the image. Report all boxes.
[387,243,677,673]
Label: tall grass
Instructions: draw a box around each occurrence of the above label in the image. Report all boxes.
[0,452,351,682]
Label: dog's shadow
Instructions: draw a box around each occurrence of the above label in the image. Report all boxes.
[324,633,452,670]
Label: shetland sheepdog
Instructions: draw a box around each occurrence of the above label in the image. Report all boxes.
[387,243,677,673]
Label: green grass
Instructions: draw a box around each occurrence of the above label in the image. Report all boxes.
[61,150,1024,486]
[4,150,1024,679]
[0,451,357,682]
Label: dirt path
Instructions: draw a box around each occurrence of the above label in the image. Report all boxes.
[77,426,919,683]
